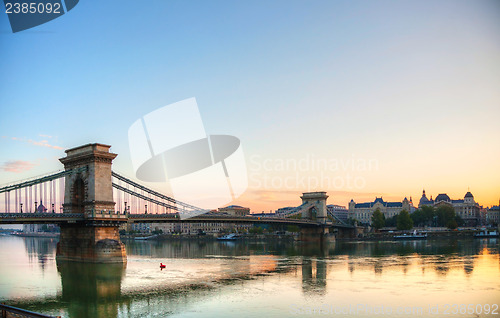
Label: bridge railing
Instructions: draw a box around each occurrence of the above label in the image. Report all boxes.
[0,167,87,194]
[0,303,60,318]
[128,213,321,224]
[284,202,314,217]
[112,171,202,211]
[0,213,84,219]
[112,182,178,211]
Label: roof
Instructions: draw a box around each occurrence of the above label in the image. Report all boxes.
[354,197,404,208]
[354,203,371,208]
[387,202,403,207]
[223,205,246,209]
[464,191,474,198]
[419,200,434,206]
[452,199,464,204]
[327,204,348,210]
[419,192,432,205]
[435,193,451,202]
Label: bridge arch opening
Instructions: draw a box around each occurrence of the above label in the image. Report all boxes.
[306,207,317,220]
[72,177,85,214]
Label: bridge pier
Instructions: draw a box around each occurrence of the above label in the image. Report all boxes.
[333,226,363,239]
[57,143,127,263]
[57,223,126,263]
[299,226,335,244]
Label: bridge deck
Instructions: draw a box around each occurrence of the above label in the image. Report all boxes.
[0,213,354,228]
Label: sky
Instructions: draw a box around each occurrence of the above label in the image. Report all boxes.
[0,0,499,212]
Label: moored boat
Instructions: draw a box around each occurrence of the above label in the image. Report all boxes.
[134,234,159,240]
[474,230,499,238]
[217,233,240,241]
[394,230,427,240]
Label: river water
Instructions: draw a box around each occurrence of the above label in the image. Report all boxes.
[0,236,498,318]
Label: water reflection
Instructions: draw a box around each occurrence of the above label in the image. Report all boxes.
[301,259,327,296]
[23,237,57,271]
[16,237,498,282]
[57,261,125,318]
[3,237,498,317]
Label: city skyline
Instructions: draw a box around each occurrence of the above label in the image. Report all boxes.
[1,1,499,212]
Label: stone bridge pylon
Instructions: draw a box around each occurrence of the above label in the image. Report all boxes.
[57,143,127,263]
[300,192,329,224]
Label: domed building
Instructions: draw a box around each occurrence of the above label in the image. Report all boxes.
[23,201,57,234]
[435,193,451,203]
[418,190,480,226]
[486,203,499,226]
[419,190,434,206]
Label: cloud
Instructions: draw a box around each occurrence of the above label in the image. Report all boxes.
[27,139,63,150]
[6,136,63,150]
[1,160,38,173]
[38,134,52,138]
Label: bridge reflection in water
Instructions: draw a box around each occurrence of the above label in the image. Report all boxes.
[57,262,125,318]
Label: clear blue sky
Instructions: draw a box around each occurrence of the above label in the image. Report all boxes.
[1,0,499,210]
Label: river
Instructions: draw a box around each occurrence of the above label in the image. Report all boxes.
[0,236,498,317]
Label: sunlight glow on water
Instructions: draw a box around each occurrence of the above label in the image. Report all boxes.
[0,237,498,318]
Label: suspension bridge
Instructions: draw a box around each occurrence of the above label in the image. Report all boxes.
[0,143,356,263]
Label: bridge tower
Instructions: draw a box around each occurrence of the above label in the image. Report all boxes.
[299,192,334,243]
[57,143,126,263]
[300,192,329,224]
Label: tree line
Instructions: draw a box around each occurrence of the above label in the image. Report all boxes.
[369,205,463,231]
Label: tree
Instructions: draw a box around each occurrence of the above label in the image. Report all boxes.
[371,208,385,230]
[410,209,425,227]
[346,218,358,226]
[435,205,455,227]
[249,227,264,234]
[446,219,458,230]
[397,210,413,230]
[385,215,398,227]
[421,205,435,225]
[411,206,436,227]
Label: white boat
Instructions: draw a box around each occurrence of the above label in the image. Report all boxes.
[394,230,427,240]
[134,234,158,240]
[217,233,240,241]
[474,230,499,238]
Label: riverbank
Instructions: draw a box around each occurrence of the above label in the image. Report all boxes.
[9,232,60,238]
[353,228,499,241]
[121,233,298,242]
